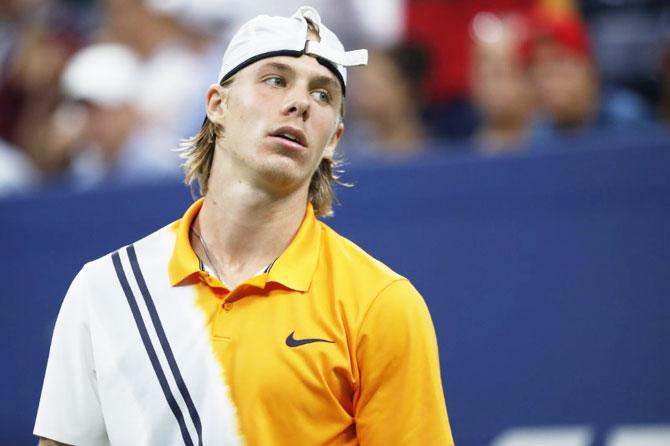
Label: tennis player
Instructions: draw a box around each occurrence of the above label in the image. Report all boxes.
[35,6,454,445]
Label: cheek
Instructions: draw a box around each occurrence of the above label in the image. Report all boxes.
[225,93,266,138]
[229,92,254,120]
[311,114,339,147]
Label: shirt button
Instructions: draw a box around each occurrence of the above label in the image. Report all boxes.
[223,302,233,311]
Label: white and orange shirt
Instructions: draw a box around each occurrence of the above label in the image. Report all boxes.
[35,199,454,445]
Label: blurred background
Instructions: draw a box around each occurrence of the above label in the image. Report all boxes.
[1,0,669,444]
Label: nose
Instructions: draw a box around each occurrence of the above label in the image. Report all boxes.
[281,89,310,121]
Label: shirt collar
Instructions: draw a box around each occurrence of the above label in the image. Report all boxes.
[168,198,204,286]
[266,203,321,292]
[168,198,321,292]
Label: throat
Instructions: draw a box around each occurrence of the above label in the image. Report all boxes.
[190,195,307,289]
[190,226,274,289]
[205,258,271,290]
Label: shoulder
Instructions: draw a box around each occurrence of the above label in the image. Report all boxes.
[316,221,425,315]
[313,222,433,350]
[317,220,405,286]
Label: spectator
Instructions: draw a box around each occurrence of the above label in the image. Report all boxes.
[0,138,37,197]
[405,0,535,139]
[344,42,431,160]
[55,43,169,188]
[523,6,652,142]
[581,0,662,109]
[0,21,78,174]
[469,12,533,154]
[100,0,223,170]
[659,14,670,124]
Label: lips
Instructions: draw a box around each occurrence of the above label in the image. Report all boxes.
[269,126,308,148]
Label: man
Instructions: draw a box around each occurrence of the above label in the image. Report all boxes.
[56,43,158,187]
[522,7,650,140]
[345,42,430,159]
[469,12,533,154]
[35,7,454,445]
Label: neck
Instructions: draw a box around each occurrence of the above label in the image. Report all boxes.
[482,118,528,142]
[475,110,530,151]
[375,109,426,152]
[193,180,309,289]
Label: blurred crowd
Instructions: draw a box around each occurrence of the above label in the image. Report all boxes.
[1,0,669,197]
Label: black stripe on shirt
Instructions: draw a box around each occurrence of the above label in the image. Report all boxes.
[264,259,277,274]
[127,244,204,446]
[112,251,194,446]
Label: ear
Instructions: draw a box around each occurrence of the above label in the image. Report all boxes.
[322,122,344,161]
[205,83,228,125]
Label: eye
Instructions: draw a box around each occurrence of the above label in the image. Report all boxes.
[264,76,285,87]
[311,89,331,104]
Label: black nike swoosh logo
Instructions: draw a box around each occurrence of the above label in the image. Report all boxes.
[285,331,335,347]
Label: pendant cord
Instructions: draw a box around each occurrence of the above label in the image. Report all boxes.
[190,227,221,279]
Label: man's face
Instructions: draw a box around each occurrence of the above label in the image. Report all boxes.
[350,50,407,121]
[84,103,138,161]
[206,54,344,195]
[528,41,596,127]
[470,38,532,124]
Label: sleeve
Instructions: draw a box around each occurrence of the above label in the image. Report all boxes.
[354,279,454,445]
[33,265,109,445]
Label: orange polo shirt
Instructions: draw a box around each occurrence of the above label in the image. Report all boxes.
[169,198,454,445]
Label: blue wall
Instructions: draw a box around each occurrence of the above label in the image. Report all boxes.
[1,133,669,445]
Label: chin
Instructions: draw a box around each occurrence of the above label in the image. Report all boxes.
[256,158,312,193]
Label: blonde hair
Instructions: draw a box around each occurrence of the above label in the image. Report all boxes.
[179,19,348,218]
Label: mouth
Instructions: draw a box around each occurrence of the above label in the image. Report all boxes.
[269,126,308,149]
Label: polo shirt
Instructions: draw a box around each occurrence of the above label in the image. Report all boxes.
[35,198,454,445]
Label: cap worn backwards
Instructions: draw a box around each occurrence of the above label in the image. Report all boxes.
[217,6,368,95]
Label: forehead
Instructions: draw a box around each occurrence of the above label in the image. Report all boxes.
[531,40,578,62]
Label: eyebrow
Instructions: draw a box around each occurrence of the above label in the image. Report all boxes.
[258,61,342,96]
[260,61,293,74]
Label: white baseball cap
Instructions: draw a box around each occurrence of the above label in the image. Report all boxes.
[217,6,368,95]
[61,43,142,107]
